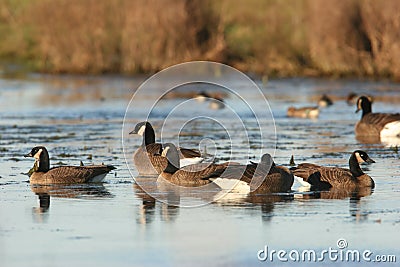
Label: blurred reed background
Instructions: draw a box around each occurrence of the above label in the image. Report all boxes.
[0,0,399,79]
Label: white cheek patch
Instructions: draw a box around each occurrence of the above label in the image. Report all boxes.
[33,149,42,169]
[357,99,362,110]
[161,147,170,157]
[33,149,42,160]
[137,125,146,136]
[355,152,364,163]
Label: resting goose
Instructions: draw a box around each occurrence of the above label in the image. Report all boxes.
[287,106,319,119]
[195,91,211,102]
[129,121,204,175]
[214,153,294,194]
[208,97,225,110]
[24,146,116,184]
[292,150,375,190]
[355,96,400,138]
[318,94,333,107]
[158,143,227,187]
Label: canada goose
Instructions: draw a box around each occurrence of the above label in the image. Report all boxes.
[318,94,333,107]
[287,106,319,119]
[129,121,205,175]
[347,93,373,106]
[347,92,358,106]
[214,153,294,193]
[24,146,116,184]
[195,91,211,102]
[355,96,400,137]
[208,97,225,110]
[158,143,227,187]
[292,150,375,190]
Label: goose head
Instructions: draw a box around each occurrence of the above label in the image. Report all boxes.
[24,146,50,172]
[129,121,155,145]
[129,121,151,136]
[161,143,180,173]
[353,150,375,164]
[260,153,275,167]
[356,96,372,116]
[195,91,211,102]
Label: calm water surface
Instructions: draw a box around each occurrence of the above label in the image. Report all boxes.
[0,74,399,266]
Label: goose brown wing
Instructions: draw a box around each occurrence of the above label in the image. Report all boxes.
[314,167,355,187]
[178,147,202,158]
[144,143,162,155]
[253,165,294,192]
[219,163,258,184]
[149,154,168,174]
[363,113,400,129]
[292,163,322,180]
[45,165,114,183]
[169,163,226,186]
[273,165,294,189]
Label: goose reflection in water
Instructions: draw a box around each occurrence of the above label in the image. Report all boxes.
[297,187,373,222]
[30,183,113,223]
[215,192,294,222]
[133,182,180,225]
[134,176,294,224]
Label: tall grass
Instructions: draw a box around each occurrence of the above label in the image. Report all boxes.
[0,0,400,78]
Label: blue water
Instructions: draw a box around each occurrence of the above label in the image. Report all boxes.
[0,74,399,266]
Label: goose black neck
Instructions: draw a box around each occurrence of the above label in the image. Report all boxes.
[164,145,180,174]
[361,100,372,118]
[38,148,50,172]
[164,161,179,174]
[143,124,155,146]
[349,153,364,177]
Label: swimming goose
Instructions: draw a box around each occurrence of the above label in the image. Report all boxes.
[318,94,333,107]
[195,91,211,102]
[287,106,319,119]
[355,96,400,137]
[347,93,373,106]
[208,97,225,110]
[214,153,294,193]
[292,150,375,190]
[158,143,227,187]
[24,146,116,184]
[129,121,204,175]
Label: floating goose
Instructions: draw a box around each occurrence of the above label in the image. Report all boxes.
[287,106,319,119]
[318,94,333,107]
[194,91,211,102]
[347,93,373,106]
[158,143,227,187]
[24,146,116,184]
[214,153,294,194]
[355,96,400,138]
[291,150,375,190]
[129,121,205,175]
[208,97,225,110]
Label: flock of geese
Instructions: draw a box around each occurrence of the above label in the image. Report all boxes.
[24,95,400,197]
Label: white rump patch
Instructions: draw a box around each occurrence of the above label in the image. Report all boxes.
[89,173,107,183]
[195,95,206,102]
[294,176,311,188]
[211,178,250,193]
[381,121,400,138]
[179,157,203,167]
[308,109,319,118]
